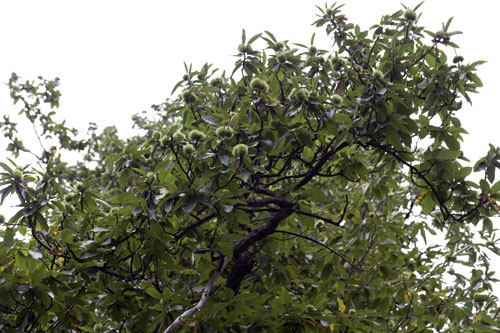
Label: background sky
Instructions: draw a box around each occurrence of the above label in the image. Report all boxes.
[0,0,498,156]
[0,0,499,287]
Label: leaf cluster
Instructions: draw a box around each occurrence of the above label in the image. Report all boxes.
[1,3,499,332]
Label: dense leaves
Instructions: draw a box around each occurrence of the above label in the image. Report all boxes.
[1,3,500,332]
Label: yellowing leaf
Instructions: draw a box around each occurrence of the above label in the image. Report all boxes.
[472,312,482,324]
[180,268,198,275]
[415,190,428,205]
[0,260,14,272]
[337,297,346,313]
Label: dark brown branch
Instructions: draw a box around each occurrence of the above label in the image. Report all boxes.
[275,229,364,271]
[293,140,349,191]
[363,140,452,221]
[226,207,294,294]
[293,208,342,226]
[226,250,253,294]
[175,212,218,240]
[193,248,223,256]
[245,197,291,209]
[232,208,293,258]
[250,186,277,197]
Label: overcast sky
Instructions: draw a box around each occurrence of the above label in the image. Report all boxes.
[0,1,498,202]
[0,0,498,161]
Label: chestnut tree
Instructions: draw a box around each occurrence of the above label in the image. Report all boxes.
[1,3,500,332]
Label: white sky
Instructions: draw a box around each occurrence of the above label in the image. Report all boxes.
[0,0,499,291]
[0,0,498,156]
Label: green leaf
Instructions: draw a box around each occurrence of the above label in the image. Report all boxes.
[385,126,401,148]
[480,179,490,194]
[247,33,262,45]
[443,134,460,151]
[219,241,233,260]
[490,180,500,193]
[434,149,460,160]
[421,192,434,214]
[334,113,352,125]
[145,287,162,300]
[337,297,346,313]
[182,195,198,213]
[2,227,15,249]
[241,29,246,44]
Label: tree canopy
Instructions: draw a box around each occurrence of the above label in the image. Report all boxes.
[1,3,500,332]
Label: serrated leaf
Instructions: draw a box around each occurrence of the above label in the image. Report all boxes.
[385,126,400,148]
[61,229,73,244]
[219,241,233,260]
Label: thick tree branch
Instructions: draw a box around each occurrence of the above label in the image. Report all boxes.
[225,207,293,294]
[224,142,351,293]
[232,208,293,258]
[164,256,230,333]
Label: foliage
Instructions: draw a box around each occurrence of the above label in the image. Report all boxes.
[1,2,500,332]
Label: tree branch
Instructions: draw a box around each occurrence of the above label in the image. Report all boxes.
[164,256,230,333]
[293,208,339,226]
[275,229,364,271]
[362,140,453,221]
[244,197,291,209]
[293,194,349,226]
[292,140,349,192]
[175,212,218,240]
[232,208,293,258]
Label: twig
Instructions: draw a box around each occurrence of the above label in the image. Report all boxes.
[275,229,364,271]
[293,140,349,191]
[293,208,342,226]
[175,212,218,240]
